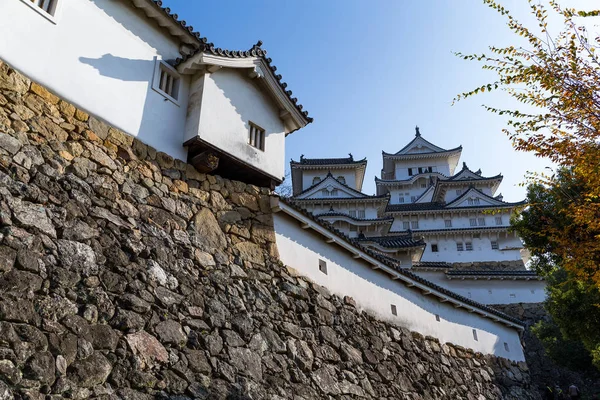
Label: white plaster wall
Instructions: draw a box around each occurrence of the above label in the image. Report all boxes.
[390,210,514,231]
[420,235,524,263]
[187,69,286,180]
[309,203,379,219]
[302,170,357,191]
[394,160,450,179]
[274,213,525,361]
[413,271,547,305]
[0,0,189,160]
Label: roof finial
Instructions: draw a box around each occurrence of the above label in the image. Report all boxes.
[463,161,467,169]
[300,154,304,161]
[329,205,334,212]
[415,126,421,137]
[348,153,353,160]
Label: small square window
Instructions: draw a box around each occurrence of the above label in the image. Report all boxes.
[312,177,321,185]
[488,289,493,294]
[248,122,265,151]
[469,218,477,227]
[391,304,397,316]
[357,210,365,219]
[465,242,473,251]
[431,244,439,253]
[474,198,480,205]
[467,292,472,298]
[152,60,181,104]
[509,293,516,298]
[530,289,535,294]
[478,217,486,226]
[495,216,503,225]
[318,259,327,275]
[504,342,510,352]
[491,241,499,250]
[411,220,419,229]
[472,329,478,341]
[444,220,452,228]
[408,168,414,176]
[456,189,462,195]
[456,242,464,251]
[410,196,417,202]
[421,183,427,188]
[402,221,410,230]
[331,189,338,197]
[435,314,440,322]
[349,210,357,217]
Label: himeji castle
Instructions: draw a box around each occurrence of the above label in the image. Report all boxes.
[289,127,545,304]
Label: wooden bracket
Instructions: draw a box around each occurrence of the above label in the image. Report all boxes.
[190,150,219,173]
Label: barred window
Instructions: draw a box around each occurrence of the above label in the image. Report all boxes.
[495,216,503,225]
[469,218,477,227]
[411,220,419,229]
[403,221,410,230]
[248,122,265,151]
[444,219,452,227]
[491,241,499,250]
[478,217,486,226]
[465,242,473,251]
[456,242,464,251]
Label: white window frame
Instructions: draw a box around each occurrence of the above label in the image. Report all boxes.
[398,196,405,203]
[152,59,181,106]
[20,0,61,24]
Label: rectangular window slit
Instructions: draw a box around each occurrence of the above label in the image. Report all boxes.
[318,260,327,275]
[248,122,265,151]
[435,314,440,322]
[504,342,510,352]
[472,329,478,341]
[391,304,397,316]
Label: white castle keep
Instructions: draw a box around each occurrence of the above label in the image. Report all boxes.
[1,0,545,361]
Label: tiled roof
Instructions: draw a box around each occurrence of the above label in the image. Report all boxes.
[291,154,367,166]
[278,198,524,327]
[444,187,526,209]
[386,202,446,212]
[358,234,424,249]
[445,163,502,181]
[315,212,393,224]
[131,0,203,46]
[174,41,312,124]
[412,261,453,269]
[446,270,540,277]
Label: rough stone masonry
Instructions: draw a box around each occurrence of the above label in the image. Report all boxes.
[0,60,539,399]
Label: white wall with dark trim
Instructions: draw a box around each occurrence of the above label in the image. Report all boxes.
[273,211,525,361]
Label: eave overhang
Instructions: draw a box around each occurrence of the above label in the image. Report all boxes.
[385,203,523,215]
[272,197,524,330]
[446,271,544,281]
[176,52,311,134]
[130,0,202,53]
[315,213,393,226]
[375,172,448,187]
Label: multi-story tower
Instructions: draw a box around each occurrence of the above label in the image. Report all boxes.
[376,128,525,268]
[289,155,394,238]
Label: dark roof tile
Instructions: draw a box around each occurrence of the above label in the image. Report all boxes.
[291,154,367,166]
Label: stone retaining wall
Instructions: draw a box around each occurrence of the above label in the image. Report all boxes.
[492,303,600,398]
[0,60,539,399]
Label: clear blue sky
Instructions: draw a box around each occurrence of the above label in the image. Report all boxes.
[163,0,595,201]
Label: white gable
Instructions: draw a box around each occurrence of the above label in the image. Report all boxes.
[446,188,507,208]
[296,175,368,200]
[397,136,446,155]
